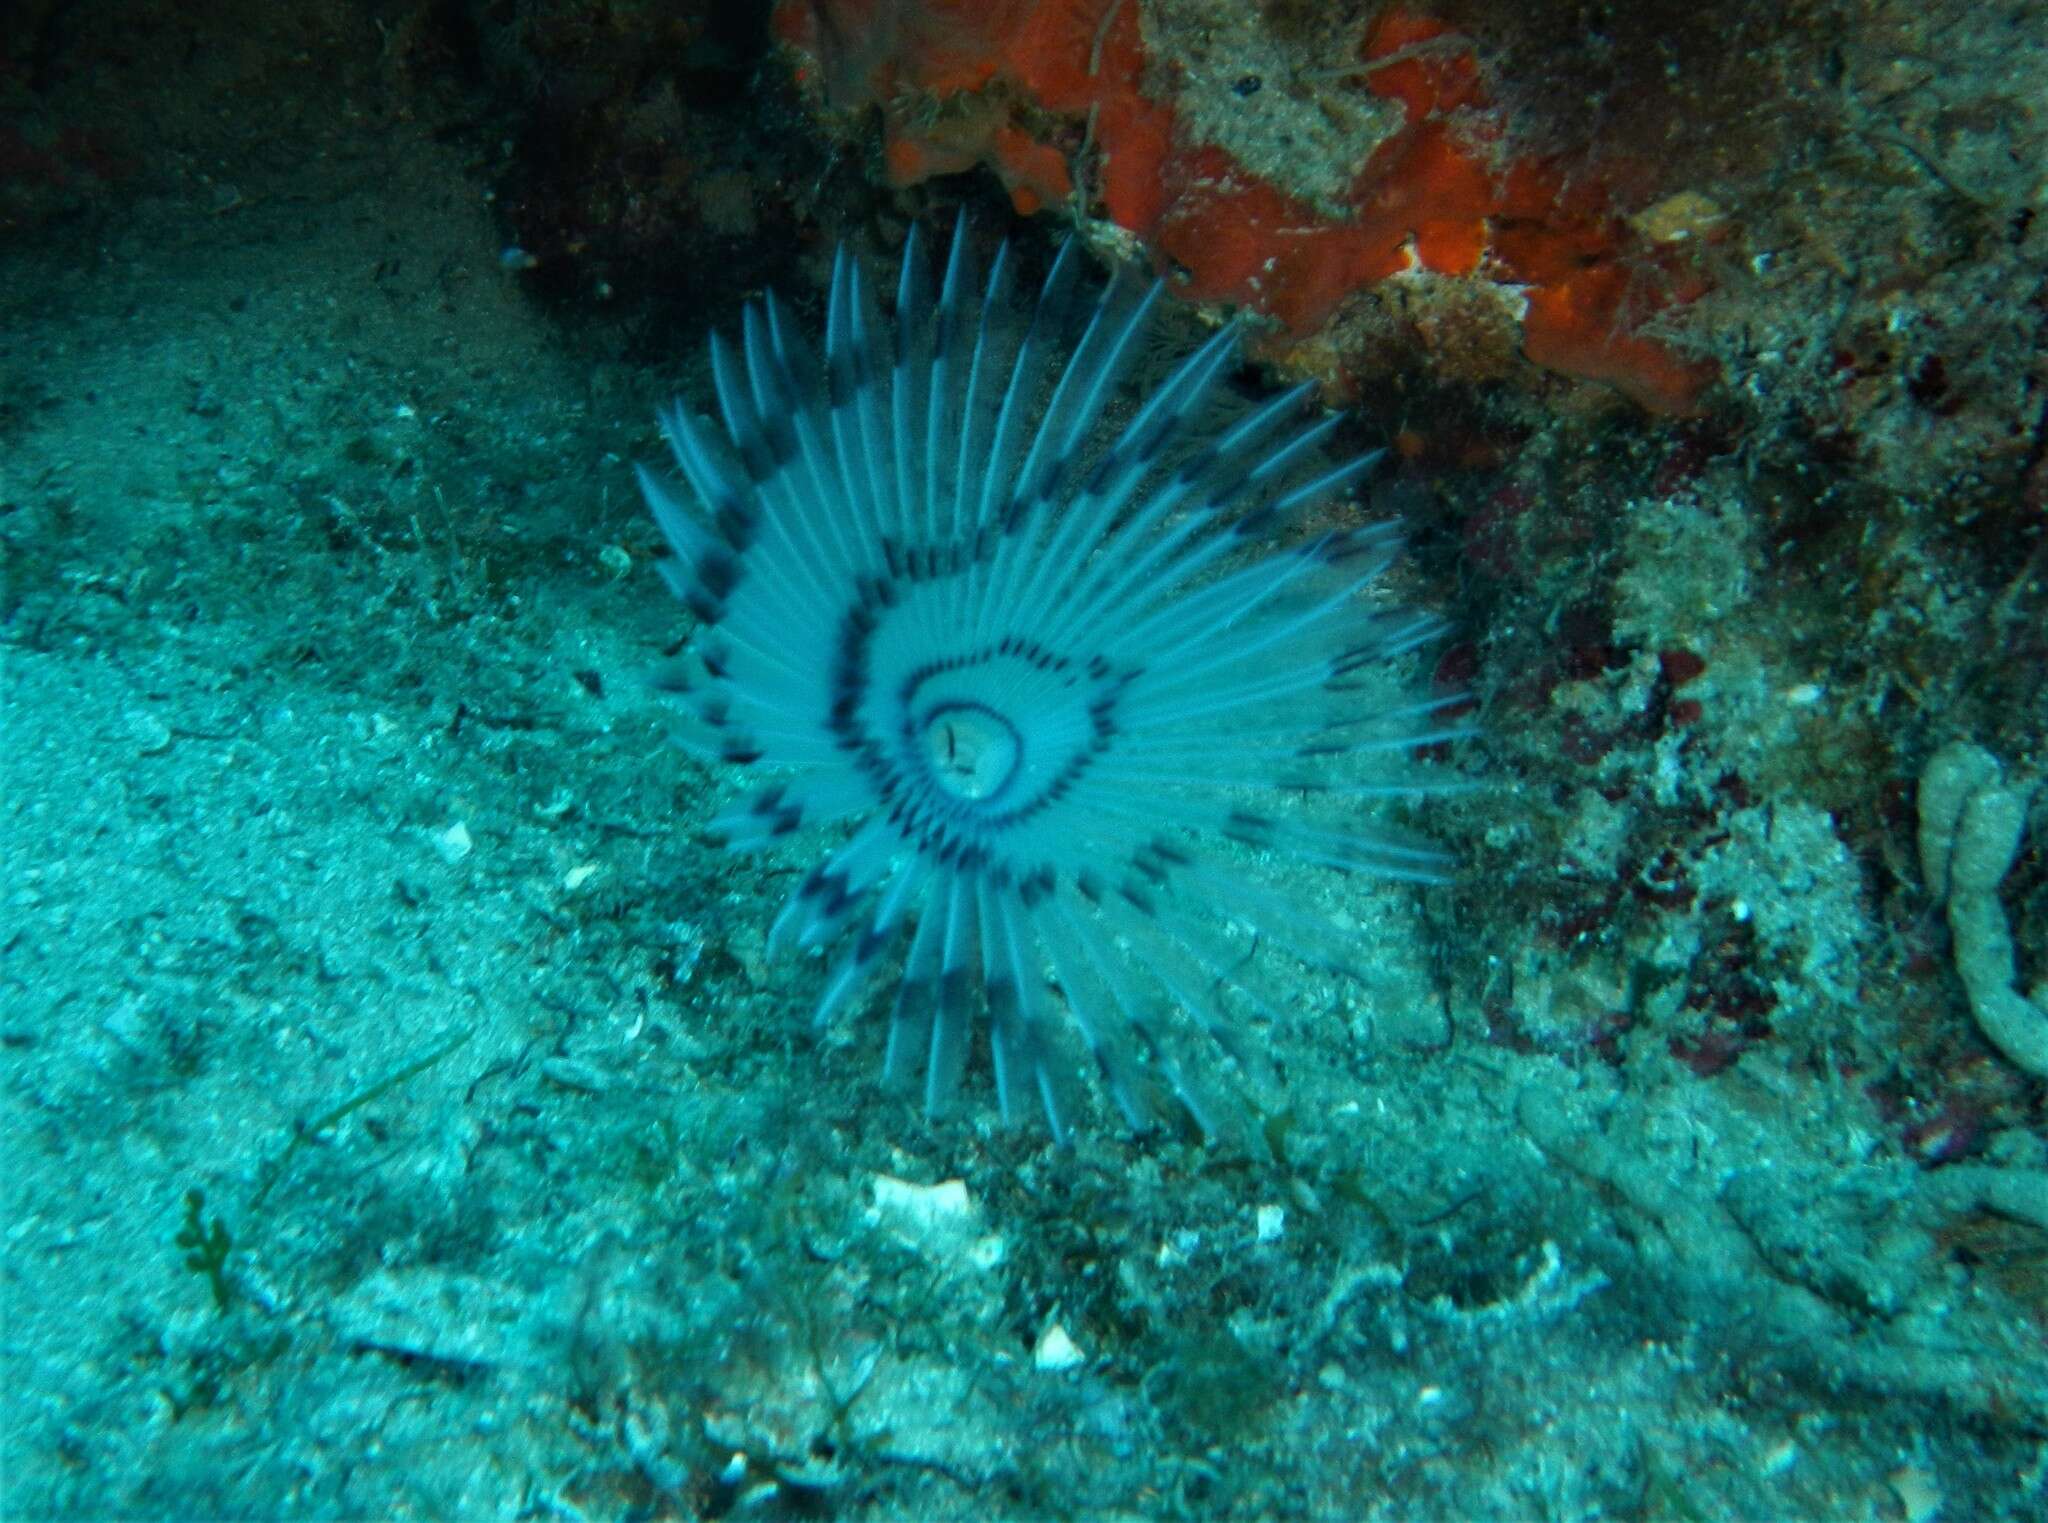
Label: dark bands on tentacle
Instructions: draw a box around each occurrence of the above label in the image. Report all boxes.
[634,215,1459,1139]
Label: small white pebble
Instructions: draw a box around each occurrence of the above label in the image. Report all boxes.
[1034,1323,1084,1372]
[1254,1204,1285,1243]
[432,822,473,864]
[562,863,601,892]
[1889,1465,1941,1523]
[967,1234,1007,1270]
[128,710,173,756]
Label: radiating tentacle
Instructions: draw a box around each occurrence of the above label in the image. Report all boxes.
[637,216,1470,1140]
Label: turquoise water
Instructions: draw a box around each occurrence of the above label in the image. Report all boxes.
[3,3,2044,1520]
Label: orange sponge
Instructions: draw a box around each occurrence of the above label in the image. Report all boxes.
[774,0,1716,413]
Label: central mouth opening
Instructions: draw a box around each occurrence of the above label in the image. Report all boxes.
[922,701,1022,802]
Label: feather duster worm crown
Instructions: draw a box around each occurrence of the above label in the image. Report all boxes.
[638,216,1466,1142]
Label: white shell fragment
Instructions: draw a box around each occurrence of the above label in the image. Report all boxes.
[871,1173,973,1234]
[869,1174,1002,1268]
